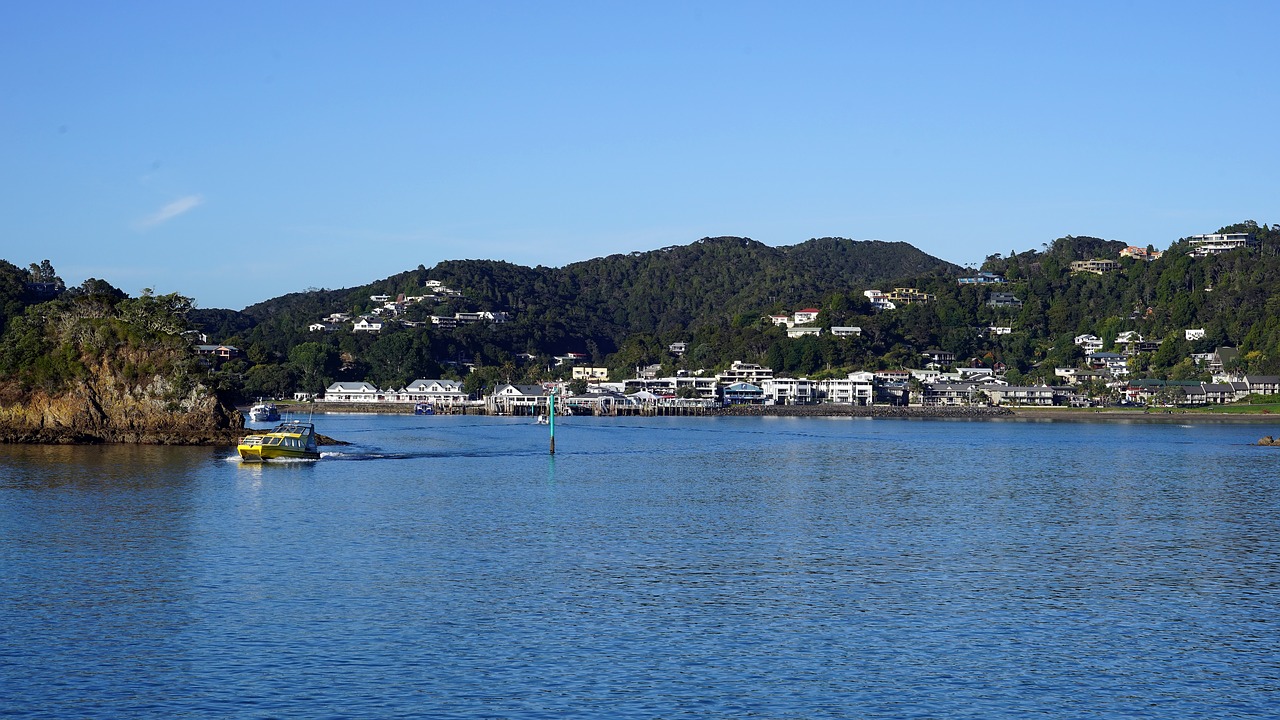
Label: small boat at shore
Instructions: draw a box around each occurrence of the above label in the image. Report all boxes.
[237,421,320,462]
[414,402,435,415]
[247,402,280,422]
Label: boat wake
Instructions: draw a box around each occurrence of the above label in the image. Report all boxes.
[225,455,318,465]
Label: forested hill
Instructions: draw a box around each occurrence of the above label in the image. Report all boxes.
[436,236,960,335]
[203,236,959,361]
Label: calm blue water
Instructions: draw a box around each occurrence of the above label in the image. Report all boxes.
[2,415,1278,718]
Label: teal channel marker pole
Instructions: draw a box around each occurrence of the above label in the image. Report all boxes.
[548,390,556,455]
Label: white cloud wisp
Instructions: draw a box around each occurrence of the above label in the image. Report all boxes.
[136,194,204,229]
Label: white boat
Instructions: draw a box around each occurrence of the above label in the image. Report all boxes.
[248,402,280,422]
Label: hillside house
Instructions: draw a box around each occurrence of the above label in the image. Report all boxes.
[1074,334,1104,353]
[1086,351,1129,376]
[716,361,774,386]
[572,367,609,381]
[958,272,1006,285]
[887,288,935,305]
[793,308,821,324]
[1070,259,1119,274]
[863,290,896,311]
[987,292,1022,309]
[194,345,241,360]
[1188,233,1255,257]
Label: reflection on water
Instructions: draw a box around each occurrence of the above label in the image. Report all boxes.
[2,416,1278,718]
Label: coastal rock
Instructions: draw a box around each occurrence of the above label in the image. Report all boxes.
[1259,436,1280,446]
[0,353,244,446]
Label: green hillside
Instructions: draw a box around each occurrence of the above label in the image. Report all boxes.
[6,222,1277,405]
[188,236,962,393]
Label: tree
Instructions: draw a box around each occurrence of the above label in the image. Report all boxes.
[288,342,339,393]
[243,363,297,399]
[116,289,193,336]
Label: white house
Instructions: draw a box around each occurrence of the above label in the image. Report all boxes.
[1188,233,1255,257]
[793,308,821,324]
[985,385,1056,406]
[863,290,896,311]
[715,361,774,386]
[786,326,822,338]
[818,371,875,405]
[401,379,468,407]
[488,384,548,414]
[572,367,609,381]
[1186,328,1206,341]
[309,322,334,332]
[321,382,382,402]
[353,318,383,332]
[1087,351,1129,376]
[370,294,391,302]
[1074,334,1104,353]
[831,326,862,337]
[763,377,815,405]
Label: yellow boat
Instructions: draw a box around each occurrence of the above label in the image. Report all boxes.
[237,421,321,462]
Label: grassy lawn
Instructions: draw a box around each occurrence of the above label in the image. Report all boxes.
[1186,403,1280,415]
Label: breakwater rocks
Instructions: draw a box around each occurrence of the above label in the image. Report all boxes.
[708,405,1015,419]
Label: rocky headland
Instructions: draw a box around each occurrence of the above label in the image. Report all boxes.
[0,355,245,446]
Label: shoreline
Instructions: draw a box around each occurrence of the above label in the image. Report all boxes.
[1009,407,1280,423]
[6,404,1275,448]
[274,402,1280,424]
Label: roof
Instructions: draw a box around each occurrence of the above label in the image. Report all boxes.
[327,381,379,392]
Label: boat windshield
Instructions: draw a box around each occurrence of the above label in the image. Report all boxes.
[273,423,313,436]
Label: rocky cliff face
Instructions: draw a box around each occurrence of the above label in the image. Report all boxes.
[0,351,244,445]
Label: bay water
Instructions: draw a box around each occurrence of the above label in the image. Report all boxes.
[2,415,1277,718]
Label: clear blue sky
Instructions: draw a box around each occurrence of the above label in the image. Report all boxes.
[2,1,1276,310]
